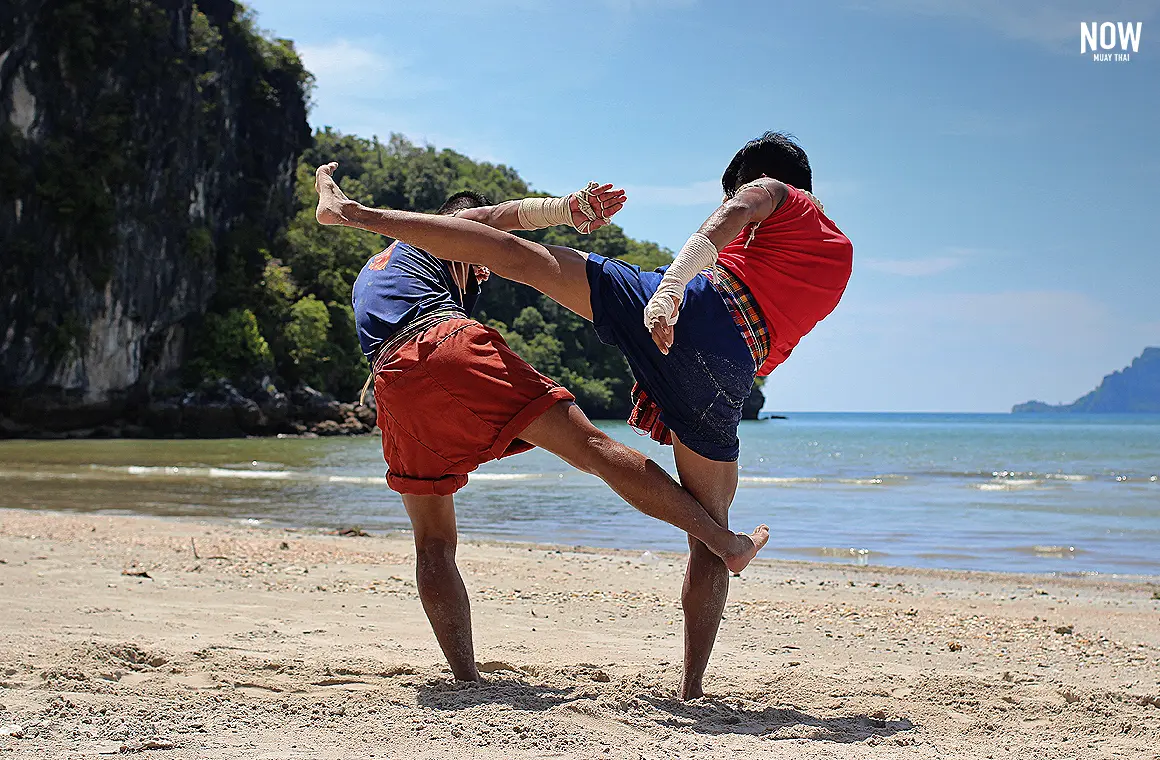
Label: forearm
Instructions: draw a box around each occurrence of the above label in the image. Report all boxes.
[652,203,752,295]
[643,189,773,331]
[455,201,525,232]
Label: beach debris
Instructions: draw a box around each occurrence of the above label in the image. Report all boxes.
[190,538,199,559]
[1054,625,1074,635]
[0,724,23,738]
[119,738,176,753]
[639,551,658,565]
[947,641,963,652]
[1060,689,1082,704]
[121,569,152,579]
[333,527,370,537]
[279,541,290,550]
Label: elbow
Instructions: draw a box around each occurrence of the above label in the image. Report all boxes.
[725,196,761,221]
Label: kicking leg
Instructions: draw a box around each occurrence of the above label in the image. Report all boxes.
[517,401,767,573]
[316,162,594,319]
[671,437,739,700]
[401,493,479,682]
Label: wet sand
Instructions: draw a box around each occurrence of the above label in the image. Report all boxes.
[0,508,1157,759]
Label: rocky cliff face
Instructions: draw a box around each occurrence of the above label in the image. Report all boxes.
[1013,347,1160,413]
[0,0,310,430]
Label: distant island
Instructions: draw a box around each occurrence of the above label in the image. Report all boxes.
[1013,347,1160,413]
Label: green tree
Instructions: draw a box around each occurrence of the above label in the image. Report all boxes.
[284,295,330,386]
[188,308,273,381]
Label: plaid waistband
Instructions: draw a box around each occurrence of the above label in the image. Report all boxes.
[706,264,770,371]
[370,307,467,374]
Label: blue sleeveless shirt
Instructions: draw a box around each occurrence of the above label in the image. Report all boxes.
[351,242,481,360]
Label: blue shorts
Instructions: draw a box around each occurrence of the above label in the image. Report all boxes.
[585,254,756,462]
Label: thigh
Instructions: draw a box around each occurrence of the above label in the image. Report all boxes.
[672,435,739,526]
[402,494,459,545]
[522,245,593,321]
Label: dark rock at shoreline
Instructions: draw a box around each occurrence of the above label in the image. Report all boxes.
[251,382,291,430]
[290,385,344,424]
[0,379,380,440]
[742,382,766,421]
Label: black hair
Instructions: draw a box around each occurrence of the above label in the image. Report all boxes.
[436,190,490,215]
[721,131,812,197]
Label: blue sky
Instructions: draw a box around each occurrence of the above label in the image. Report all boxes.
[248,0,1159,412]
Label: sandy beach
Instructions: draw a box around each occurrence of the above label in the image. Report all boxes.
[0,508,1157,759]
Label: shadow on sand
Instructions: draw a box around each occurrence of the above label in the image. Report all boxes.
[416,674,579,713]
[640,694,915,742]
[417,674,915,743]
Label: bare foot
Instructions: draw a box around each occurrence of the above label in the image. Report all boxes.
[680,684,705,700]
[723,524,769,575]
[314,162,353,225]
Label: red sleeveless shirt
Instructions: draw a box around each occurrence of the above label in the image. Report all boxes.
[716,185,853,376]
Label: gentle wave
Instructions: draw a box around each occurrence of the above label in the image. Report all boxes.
[0,465,544,487]
[1011,545,1084,557]
[974,478,1051,491]
[0,464,1150,490]
[779,546,881,565]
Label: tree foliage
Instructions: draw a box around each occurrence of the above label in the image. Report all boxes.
[192,128,674,415]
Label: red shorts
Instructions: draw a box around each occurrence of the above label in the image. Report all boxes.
[373,318,574,496]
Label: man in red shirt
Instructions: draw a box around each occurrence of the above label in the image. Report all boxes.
[315,132,853,698]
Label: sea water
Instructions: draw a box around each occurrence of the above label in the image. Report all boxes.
[1,414,1157,575]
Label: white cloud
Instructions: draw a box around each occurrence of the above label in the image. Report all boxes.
[860,247,992,277]
[621,177,864,209]
[861,256,963,276]
[813,179,861,198]
[298,40,440,99]
[620,180,721,207]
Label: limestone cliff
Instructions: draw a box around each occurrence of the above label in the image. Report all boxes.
[0,0,310,429]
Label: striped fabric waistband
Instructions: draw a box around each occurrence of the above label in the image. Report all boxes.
[370,307,467,374]
[706,264,770,371]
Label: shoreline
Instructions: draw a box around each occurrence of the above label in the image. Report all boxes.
[14,506,1160,585]
[5,502,1160,582]
[1,508,1158,758]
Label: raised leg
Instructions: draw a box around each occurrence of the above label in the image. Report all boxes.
[401,493,479,681]
[517,401,766,573]
[316,162,594,319]
[671,436,740,700]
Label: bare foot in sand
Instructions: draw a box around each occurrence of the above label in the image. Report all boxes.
[723,524,769,574]
[315,162,354,225]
